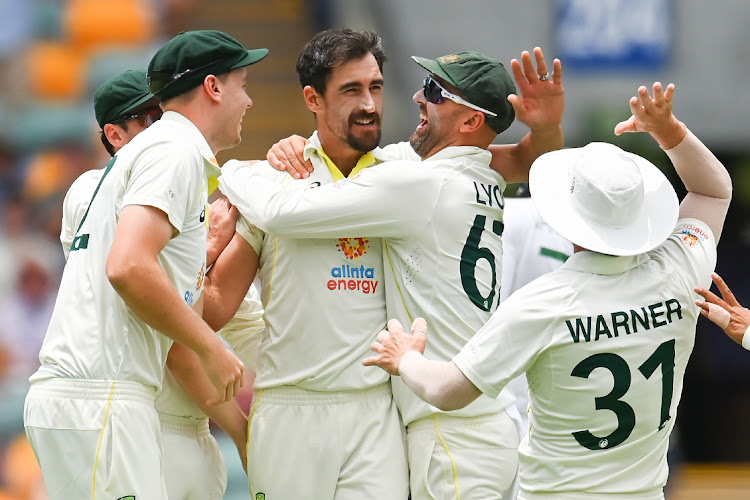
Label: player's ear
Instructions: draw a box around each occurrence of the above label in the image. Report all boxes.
[303,85,322,114]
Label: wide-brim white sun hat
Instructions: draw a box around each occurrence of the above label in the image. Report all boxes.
[529,142,679,256]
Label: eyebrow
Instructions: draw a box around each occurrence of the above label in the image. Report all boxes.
[338,78,384,92]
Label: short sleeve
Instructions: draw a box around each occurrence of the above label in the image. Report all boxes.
[121,143,203,233]
[453,280,558,398]
[651,218,717,291]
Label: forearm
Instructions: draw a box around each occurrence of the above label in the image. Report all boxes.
[398,351,481,411]
[489,124,564,183]
[167,344,247,442]
[666,128,732,240]
[109,259,219,356]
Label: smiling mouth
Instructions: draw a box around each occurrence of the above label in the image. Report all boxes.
[416,112,428,131]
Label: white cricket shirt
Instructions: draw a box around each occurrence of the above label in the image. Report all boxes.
[454,219,717,495]
[33,111,213,390]
[219,132,406,392]
[500,196,573,302]
[220,142,515,424]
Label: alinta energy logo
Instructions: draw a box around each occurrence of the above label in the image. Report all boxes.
[329,237,379,294]
[337,237,368,260]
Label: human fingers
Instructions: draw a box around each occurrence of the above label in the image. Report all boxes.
[362,353,383,366]
[637,85,656,114]
[663,83,675,103]
[376,329,390,343]
[532,47,548,80]
[712,272,740,306]
[387,318,405,335]
[520,50,537,83]
[614,114,637,136]
[410,317,427,353]
[551,57,563,85]
[706,302,731,329]
[509,58,524,89]
[694,285,727,309]
[651,82,668,107]
[411,317,427,338]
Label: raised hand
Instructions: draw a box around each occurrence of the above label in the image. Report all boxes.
[614,82,687,150]
[695,272,750,346]
[363,318,428,375]
[507,47,564,132]
[267,134,312,179]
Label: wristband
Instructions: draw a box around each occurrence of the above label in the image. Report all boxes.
[742,326,750,351]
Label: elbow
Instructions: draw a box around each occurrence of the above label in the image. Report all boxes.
[105,254,139,293]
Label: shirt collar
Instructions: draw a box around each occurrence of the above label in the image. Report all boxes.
[425,145,492,164]
[303,131,379,180]
[160,111,221,193]
[561,251,651,275]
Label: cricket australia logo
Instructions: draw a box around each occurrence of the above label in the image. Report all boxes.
[336,237,368,260]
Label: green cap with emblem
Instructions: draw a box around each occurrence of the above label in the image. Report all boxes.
[147,29,269,101]
[412,51,516,134]
[94,69,157,128]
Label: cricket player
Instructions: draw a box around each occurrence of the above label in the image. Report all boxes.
[363,82,732,499]
[59,69,261,499]
[215,48,564,499]
[24,30,266,498]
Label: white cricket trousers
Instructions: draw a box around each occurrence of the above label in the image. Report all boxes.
[407,410,520,500]
[247,382,409,499]
[24,378,166,500]
[160,413,227,500]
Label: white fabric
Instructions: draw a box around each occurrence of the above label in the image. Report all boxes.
[529,142,679,256]
[453,217,717,496]
[218,132,396,392]
[742,325,750,351]
[406,411,519,500]
[246,383,408,500]
[160,415,227,500]
[500,195,574,433]
[33,111,213,390]
[24,379,166,499]
[60,168,103,259]
[219,142,516,426]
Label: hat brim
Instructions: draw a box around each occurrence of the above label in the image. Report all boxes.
[230,48,269,70]
[529,147,679,256]
[411,56,457,87]
[124,94,159,114]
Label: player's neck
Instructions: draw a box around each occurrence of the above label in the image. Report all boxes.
[318,136,365,177]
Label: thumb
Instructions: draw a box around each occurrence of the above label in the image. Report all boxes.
[613,116,636,136]
[411,317,428,352]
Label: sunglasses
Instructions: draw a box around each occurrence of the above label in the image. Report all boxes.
[422,76,497,117]
[112,106,163,127]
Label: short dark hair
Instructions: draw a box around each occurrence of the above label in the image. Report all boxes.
[296,28,387,94]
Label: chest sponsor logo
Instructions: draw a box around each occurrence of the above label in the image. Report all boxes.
[680,224,708,247]
[200,206,206,223]
[328,238,378,294]
[337,237,368,260]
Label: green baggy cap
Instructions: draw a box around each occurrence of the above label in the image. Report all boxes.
[412,51,516,134]
[148,30,269,101]
[94,69,156,128]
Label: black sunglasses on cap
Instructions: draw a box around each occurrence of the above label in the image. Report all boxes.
[111,106,163,127]
[422,76,497,117]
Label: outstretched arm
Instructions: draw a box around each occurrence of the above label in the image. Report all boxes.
[363,318,482,410]
[695,272,750,349]
[488,47,565,183]
[614,82,732,241]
